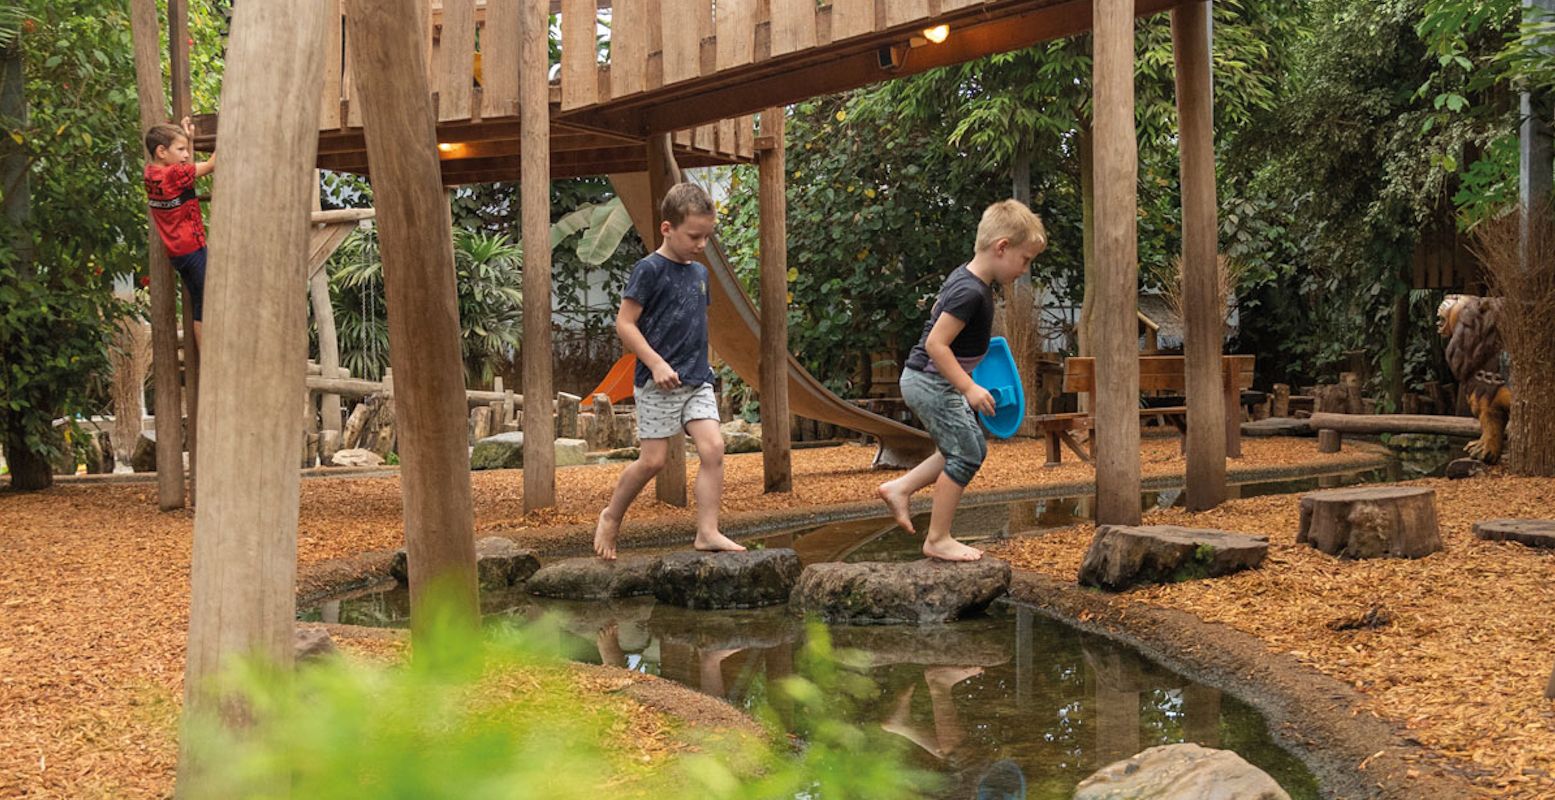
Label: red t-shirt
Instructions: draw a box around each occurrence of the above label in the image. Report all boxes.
[143,162,206,257]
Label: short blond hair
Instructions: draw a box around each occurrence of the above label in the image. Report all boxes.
[975,199,1047,254]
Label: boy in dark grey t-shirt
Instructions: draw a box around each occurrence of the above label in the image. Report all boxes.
[594,182,745,560]
[879,200,1047,562]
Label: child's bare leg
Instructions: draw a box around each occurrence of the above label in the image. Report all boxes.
[594,438,669,559]
[922,473,982,562]
[877,452,944,533]
[686,419,744,552]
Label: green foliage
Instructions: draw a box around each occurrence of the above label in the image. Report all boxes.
[326,228,523,386]
[186,611,930,800]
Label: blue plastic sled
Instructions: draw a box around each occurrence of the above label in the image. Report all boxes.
[971,336,1025,439]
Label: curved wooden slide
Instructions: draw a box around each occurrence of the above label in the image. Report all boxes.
[610,172,932,468]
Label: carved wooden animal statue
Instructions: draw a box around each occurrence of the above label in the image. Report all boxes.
[1438,295,1511,463]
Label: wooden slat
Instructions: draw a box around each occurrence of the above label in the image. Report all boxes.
[694,122,714,151]
[661,0,707,85]
[434,0,475,120]
[770,0,817,56]
[320,0,345,129]
[737,114,754,158]
[674,129,693,147]
[885,0,932,28]
[610,0,648,97]
[718,117,736,154]
[481,0,521,117]
[941,0,987,9]
[828,0,874,40]
[344,28,363,127]
[561,0,599,109]
[715,0,757,70]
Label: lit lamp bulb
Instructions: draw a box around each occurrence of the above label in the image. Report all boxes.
[437,142,455,153]
[922,24,949,44]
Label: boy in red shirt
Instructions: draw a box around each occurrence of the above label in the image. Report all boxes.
[143,117,216,348]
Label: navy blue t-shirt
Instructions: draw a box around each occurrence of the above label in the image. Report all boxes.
[623,252,714,387]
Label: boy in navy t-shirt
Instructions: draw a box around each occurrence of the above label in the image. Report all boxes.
[594,182,745,559]
[878,200,1047,561]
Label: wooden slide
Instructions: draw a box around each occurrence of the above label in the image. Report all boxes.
[610,172,933,468]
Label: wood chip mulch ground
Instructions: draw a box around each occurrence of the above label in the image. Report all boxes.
[987,472,1555,799]
[0,436,1383,797]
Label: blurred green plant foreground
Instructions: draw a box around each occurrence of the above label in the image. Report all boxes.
[183,608,935,800]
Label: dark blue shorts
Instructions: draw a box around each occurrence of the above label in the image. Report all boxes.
[170,247,207,322]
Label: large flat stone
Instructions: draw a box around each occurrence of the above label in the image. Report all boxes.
[1075,743,1291,800]
[1078,525,1268,591]
[527,556,661,600]
[788,558,1012,625]
[650,548,802,609]
[470,432,525,470]
[390,537,539,589]
[1473,519,1555,550]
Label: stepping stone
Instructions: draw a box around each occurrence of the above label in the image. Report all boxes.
[1078,526,1268,591]
[390,536,540,589]
[1075,743,1291,800]
[788,558,1012,624]
[650,548,802,610]
[1241,417,1312,437]
[1473,520,1555,550]
[527,555,661,600]
[469,433,588,470]
[295,626,337,663]
[1298,486,1442,559]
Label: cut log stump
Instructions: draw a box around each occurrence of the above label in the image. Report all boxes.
[1472,520,1555,550]
[1317,429,1342,453]
[1078,525,1269,591]
[1298,487,1442,559]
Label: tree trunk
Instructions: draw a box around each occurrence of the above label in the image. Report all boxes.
[0,38,51,491]
[1385,272,1407,412]
[1077,120,1096,360]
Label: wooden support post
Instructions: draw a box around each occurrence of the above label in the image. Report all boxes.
[345,0,478,638]
[176,0,328,788]
[647,133,688,507]
[1174,1,1226,506]
[311,172,345,439]
[129,0,186,510]
[758,107,792,493]
[169,0,201,504]
[1273,383,1291,418]
[1092,0,1142,525]
[521,0,556,511]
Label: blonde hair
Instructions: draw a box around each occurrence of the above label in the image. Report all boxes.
[660,182,715,227]
[975,199,1047,254]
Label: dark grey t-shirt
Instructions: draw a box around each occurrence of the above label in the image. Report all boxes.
[904,263,994,374]
[623,252,714,387]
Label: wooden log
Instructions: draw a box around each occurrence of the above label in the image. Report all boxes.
[310,247,344,436]
[1308,412,1481,438]
[129,0,186,511]
[521,0,556,511]
[758,107,792,493]
[1317,428,1342,453]
[1341,371,1363,415]
[177,0,328,786]
[345,0,479,640]
[471,405,493,441]
[1272,383,1291,418]
[341,401,372,449]
[646,134,687,507]
[557,391,581,438]
[1092,0,1142,525]
[1297,486,1443,559]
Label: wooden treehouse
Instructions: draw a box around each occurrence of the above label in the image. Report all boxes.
[150,0,1234,767]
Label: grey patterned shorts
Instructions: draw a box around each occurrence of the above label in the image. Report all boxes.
[634,381,720,440]
[900,367,987,487]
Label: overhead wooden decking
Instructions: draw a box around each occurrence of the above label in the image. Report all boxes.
[192,0,1183,185]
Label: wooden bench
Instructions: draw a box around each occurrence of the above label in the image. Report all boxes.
[1032,355,1256,467]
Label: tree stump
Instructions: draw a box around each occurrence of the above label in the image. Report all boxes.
[1317,428,1342,453]
[1298,486,1442,559]
[1472,520,1555,550]
[1272,383,1290,418]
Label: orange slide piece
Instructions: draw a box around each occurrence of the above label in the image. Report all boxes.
[582,353,638,407]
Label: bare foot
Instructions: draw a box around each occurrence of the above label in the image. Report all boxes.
[925,665,984,691]
[594,511,620,560]
[693,530,747,553]
[877,482,915,533]
[922,537,982,562]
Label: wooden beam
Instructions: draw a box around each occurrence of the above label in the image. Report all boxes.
[1308,412,1480,438]
[1092,0,1141,526]
[176,0,328,788]
[1173,0,1225,509]
[758,107,791,493]
[345,0,479,640]
[128,0,185,511]
[522,0,557,511]
[643,135,688,506]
